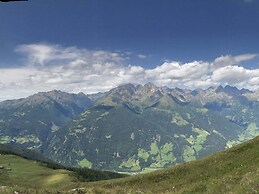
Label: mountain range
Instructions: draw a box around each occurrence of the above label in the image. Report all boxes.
[0,90,92,152]
[0,83,258,172]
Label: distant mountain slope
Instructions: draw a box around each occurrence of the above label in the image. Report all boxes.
[82,135,259,194]
[47,83,259,172]
[0,84,258,172]
[0,90,93,152]
[0,143,54,164]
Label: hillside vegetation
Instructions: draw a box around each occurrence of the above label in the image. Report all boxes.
[81,135,259,193]
[0,90,93,153]
[0,145,126,194]
[0,154,77,192]
[1,136,259,193]
[48,84,259,172]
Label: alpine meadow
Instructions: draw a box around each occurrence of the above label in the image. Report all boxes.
[0,0,259,193]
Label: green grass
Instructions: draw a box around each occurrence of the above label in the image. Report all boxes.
[78,159,92,168]
[182,145,196,162]
[137,148,149,162]
[150,142,159,155]
[171,113,189,126]
[0,136,11,144]
[0,155,78,191]
[227,122,259,148]
[119,157,141,171]
[160,143,175,162]
[82,136,259,193]
[2,136,259,193]
[0,154,127,194]
[140,167,160,174]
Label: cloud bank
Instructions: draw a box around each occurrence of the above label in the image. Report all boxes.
[0,43,258,101]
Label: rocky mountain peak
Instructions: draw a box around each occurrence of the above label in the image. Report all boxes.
[143,82,157,89]
[216,85,250,97]
[110,83,136,98]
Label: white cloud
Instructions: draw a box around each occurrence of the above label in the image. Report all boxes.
[146,61,210,81]
[249,77,259,86]
[0,43,258,101]
[137,54,147,59]
[211,66,250,83]
[212,54,258,69]
[16,43,125,67]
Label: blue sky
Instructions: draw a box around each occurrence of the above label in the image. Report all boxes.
[0,0,259,100]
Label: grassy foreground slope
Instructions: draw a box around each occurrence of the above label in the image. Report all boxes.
[0,154,126,194]
[0,154,79,194]
[83,136,259,194]
[0,144,126,194]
